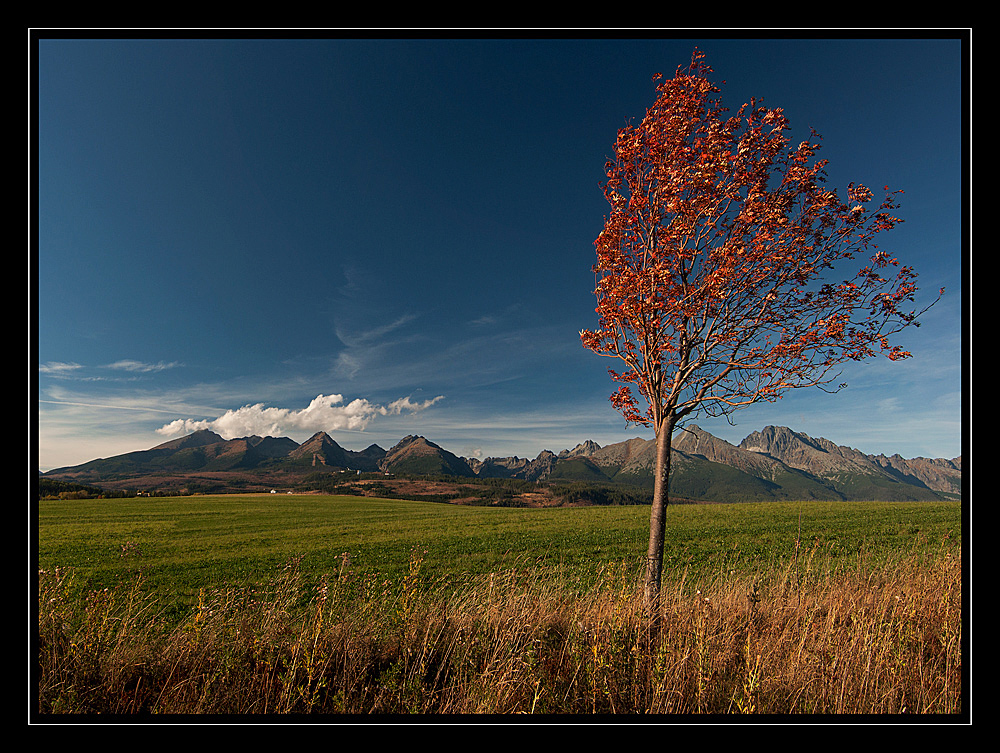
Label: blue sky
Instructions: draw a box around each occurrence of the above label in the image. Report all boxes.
[35,34,967,471]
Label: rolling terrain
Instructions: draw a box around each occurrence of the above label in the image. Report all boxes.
[39,423,962,503]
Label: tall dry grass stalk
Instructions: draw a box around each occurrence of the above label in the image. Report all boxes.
[36,541,963,716]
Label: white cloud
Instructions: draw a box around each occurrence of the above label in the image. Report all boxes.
[38,359,182,379]
[383,395,444,415]
[876,396,902,414]
[155,393,445,440]
[38,361,83,375]
[106,360,182,373]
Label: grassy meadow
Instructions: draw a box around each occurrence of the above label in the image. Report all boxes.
[36,494,964,716]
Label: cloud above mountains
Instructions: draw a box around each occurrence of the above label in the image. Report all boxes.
[38,360,182,379]
[155,393,444,440]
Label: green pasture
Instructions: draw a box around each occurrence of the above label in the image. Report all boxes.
[36,494,962,612]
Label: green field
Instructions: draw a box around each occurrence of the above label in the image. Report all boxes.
[37,494,963,611]
[36,494,965,715]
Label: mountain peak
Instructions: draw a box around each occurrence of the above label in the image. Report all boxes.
[151,429,225,452]
[380,435,473,477]
[40,424,961,501]
[397,433,429,445]
[559,440,601,458]
[740,425,891,479]
[739,426,820,455]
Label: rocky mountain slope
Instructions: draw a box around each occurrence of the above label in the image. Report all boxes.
[40,425,962,502]
[377,435,476,477]
[735,426,962,495]
[469,450,559,482]
[287,431,384,471]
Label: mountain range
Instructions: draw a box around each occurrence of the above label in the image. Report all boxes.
[39,425,962,503]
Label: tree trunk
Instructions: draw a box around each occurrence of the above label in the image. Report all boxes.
[643,417,674,618]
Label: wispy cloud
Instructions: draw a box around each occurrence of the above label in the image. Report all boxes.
[39,398,186,415]
[335,314,418,349]
[383,395,445,415]
[155,393,444,440]
[105,360,183,373]
[468,314,498,327]
[38,361,83,375]
[38,359,183,379]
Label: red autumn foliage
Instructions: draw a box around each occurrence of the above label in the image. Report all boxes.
[580,50,940,608]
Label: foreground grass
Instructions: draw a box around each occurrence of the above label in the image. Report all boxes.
[37,542,962,716]
[36,495,963,716]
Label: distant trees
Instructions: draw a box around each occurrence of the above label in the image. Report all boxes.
[580,50,940,616]
[37,478,167,499]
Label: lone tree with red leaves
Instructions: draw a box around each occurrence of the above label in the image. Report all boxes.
[580,50,940,614]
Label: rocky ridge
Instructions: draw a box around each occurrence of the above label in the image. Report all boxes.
[41,425,962,501]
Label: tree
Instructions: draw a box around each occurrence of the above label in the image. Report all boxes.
[580,50,940,615]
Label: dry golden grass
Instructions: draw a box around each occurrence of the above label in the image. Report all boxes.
[36,541,963,717]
